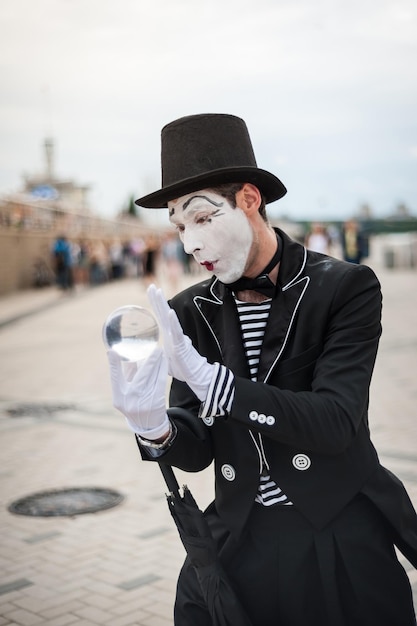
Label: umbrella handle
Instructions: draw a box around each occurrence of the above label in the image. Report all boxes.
[159,463,180,496]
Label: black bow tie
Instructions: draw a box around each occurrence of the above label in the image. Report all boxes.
[224,234,282,298]
[227,274,277,298]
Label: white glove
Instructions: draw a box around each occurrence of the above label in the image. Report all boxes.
[147,284,214,402]
[107,346,170,439]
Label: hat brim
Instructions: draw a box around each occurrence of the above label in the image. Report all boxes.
[135,167,287,208]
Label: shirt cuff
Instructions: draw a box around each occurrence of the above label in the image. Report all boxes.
[199,363,235,419]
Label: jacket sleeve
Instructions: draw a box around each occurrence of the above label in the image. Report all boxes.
[231,263,382,455]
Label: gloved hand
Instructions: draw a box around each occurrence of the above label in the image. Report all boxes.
[147,284,214,401]
[107,346,170,439]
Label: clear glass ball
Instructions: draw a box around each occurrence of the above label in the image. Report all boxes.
[102,305,159,362]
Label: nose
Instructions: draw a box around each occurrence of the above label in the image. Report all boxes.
[182,229,202,255]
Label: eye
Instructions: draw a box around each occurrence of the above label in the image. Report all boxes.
[196,214,210,225]
[175,224,185,233]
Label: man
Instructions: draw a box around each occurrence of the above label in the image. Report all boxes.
[52,234,73,290]
[107,114,417,625]
[341,218,368,264]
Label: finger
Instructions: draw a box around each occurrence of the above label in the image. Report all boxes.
[168,308,188,346]
[147,284,164,316]
[153,290,171,328]
[146,283,158,307]
[107,349,127,393]
[107,349,123,377]
[148,285,171,327]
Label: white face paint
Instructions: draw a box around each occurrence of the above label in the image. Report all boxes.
[168,189,253,283]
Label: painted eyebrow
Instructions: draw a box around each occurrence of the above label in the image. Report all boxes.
[182,195,224,211]
[169,195,224,218]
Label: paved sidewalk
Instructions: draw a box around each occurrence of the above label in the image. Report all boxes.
[0,256,416,625]
[0,287,67,329]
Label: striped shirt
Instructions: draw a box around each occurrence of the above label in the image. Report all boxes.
[255,471,293,506]
[235,298,292,507]
[235,300,271,380]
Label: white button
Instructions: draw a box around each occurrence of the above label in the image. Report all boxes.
[249,410,258,421]
[258,413,266,424]
[202,416,214,426]
[221,464,236,481]
[266,415,275,426]
[292,454,311,471]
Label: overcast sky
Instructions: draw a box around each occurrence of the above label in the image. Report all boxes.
[1,0,416,222]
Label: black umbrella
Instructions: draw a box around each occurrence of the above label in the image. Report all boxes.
[159,463,253,626]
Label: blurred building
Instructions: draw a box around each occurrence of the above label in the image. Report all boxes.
[0,138,163,295]
[1,137,93,230]
[22,137,91,212]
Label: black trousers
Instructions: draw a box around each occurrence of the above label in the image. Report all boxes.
[174,495,416,626]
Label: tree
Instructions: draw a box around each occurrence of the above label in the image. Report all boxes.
[119,193,138,218]
[126,194,137,217]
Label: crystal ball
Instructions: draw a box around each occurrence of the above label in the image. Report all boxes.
[102,305,159,362]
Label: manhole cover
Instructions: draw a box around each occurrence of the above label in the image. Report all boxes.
[8,487,124,517]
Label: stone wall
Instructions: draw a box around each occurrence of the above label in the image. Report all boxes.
[0,231,56,295]
[0,224,160,296]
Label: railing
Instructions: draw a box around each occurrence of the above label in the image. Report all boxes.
[0,195,162,238]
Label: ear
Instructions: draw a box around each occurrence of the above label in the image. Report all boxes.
[235,183,262,216]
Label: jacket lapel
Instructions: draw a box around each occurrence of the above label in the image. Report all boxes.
[194,281,250,377]
[259,230,309,381]
[257,274,309,382]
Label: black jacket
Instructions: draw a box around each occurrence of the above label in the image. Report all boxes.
[139,228,417,566]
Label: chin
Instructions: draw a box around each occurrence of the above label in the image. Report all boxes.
[216,272,241,284]
[215,260,246,285]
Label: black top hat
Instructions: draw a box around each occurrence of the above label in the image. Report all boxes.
[135,114,287,208]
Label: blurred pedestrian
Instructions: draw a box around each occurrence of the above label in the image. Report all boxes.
[129,236,146,277]
[341,219,368,264]
[143,234,159,283]
[89,240,108,285]
[305,222,330,254]
[72,240,89,286]
[52,234,73,290]
[161,231,183,294]
[109,239,125,280]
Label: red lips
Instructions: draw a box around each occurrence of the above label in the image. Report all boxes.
[201,261,214,271]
